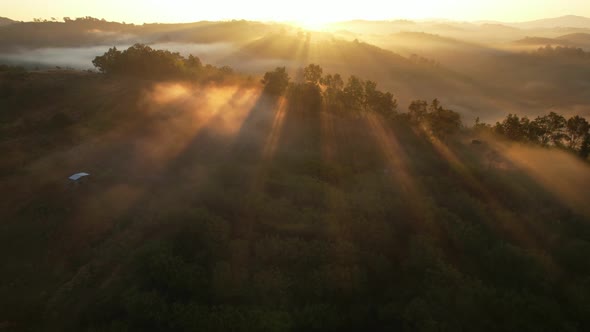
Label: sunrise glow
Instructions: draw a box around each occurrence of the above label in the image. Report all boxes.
[3,0,590,24]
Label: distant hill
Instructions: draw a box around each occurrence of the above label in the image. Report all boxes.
[390,31,480,47]
[514,36,568,46]
[514,15,590,29]
[479,23,521,33]
[514,33,590,49]
[0,17,15,26]
[556,32,590,45]
[0,19,282,50]
[556,33,590,43]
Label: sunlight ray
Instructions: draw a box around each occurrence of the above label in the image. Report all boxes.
[365,113,435,231]
[261,97,288,164]
[496,141,590,217]
[423,129,557,266]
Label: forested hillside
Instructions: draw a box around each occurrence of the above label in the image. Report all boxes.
[1,46,590,331]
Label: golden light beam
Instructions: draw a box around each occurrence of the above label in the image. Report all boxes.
[423,129,561,275]
[425,129,540,247]
[495,141,590,217]
[249,96,289,192]
[365,113,436,232]
[135,83,260,172]
[57,83,261,249]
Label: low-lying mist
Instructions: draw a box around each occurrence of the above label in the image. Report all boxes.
[488,139,590,217]
[0,42,237,70]
[2,19,590,124]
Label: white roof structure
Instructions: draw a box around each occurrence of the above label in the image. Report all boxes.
[69,172,90,181]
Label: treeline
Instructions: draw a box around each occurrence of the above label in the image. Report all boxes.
[262,65,462,139]
[535,45,590,59]
[90,45,589,159]
[0,64,25,73]
[476,112,590,158]
[92,44,235,81]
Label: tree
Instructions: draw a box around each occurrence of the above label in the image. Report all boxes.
[429,98,442,113]
[495,114,525,141]
[520,116,544,143]
[364,80,397,117]
[533,112,566,146]
[408,100,428,124]
[92,44,229,80]
[363,80,378,112]
[473,117,491,132]
[321,73,344,91]
[566,115,590,150]
[303,64,323,85]
[288,82,322,114]
[262,67,290,96]
[373,91,397,118]
[427,103,461,139]
[343,75,364,113]
[321,73,344,112]
[185,54,202,70]
[92,46,122,73]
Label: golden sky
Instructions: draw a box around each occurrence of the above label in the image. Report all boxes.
[3,0,590,24]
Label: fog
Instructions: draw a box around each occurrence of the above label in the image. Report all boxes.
[491,139,590,217]
[2,18,590,123]
[0,45,115,69]
[0,42,237,70]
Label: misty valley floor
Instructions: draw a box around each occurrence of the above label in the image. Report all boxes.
[1,71,590,331]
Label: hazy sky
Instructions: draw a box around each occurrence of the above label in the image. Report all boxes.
[3,0,590,25]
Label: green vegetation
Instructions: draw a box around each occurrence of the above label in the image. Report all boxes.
[483,112,590,157]
[92,44,236,81]
[1,46,590,332]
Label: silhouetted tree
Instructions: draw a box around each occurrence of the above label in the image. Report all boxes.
[533,112,566,146]
[343,75,364,113]
[426,100,461,139]
[185,54,202,69]
[494,114,526,141]
[408,100,428,124]
[92,46,121,73]
[92,44,230,80]
[320,73,344,112]
[364,80,397,117]
[262,67,290,96]
[473,117,492,132]
[288,82,322,114]
[363,80,378,112]
[566,115,590,149]
[321,73,344,91]
[303,64,323,85]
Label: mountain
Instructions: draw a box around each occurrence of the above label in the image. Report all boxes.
[514,15,590,29]
[0,17,15,26]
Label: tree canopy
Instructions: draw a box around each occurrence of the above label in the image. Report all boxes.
[93,44,212,80]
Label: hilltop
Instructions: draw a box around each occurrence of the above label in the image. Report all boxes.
[513,15,590,29]
[0,17,15,26]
